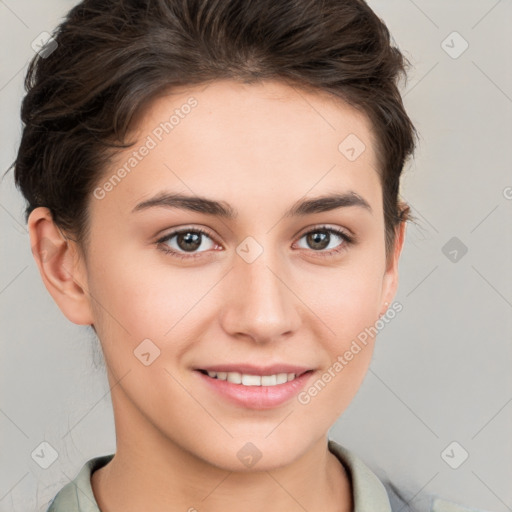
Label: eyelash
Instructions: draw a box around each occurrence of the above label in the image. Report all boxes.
[155,225,355,261]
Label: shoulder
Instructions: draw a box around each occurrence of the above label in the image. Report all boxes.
[328,439,485,512]
[383,481,495,512]
[45,454,114,512]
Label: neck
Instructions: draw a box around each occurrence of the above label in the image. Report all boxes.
[91,430,352,512]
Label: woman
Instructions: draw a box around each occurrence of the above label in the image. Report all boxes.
[13,0,467,510]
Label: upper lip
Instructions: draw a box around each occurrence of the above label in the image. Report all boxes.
[196,364,313,376]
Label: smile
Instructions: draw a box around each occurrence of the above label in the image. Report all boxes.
[195,368,315,409]
[198,369,303,386]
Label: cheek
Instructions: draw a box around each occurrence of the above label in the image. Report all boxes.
[308,262,383,339]
[86,248,216,356]
[303,261,383,402]
[300,292,378,422]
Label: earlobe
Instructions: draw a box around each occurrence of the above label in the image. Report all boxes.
[28,207,94,325]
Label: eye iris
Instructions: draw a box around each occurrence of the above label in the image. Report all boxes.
[177,231,202,252]
[307,231,330,250]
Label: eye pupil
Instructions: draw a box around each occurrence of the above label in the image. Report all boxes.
[307,231,329,250]
[177,232,202,252]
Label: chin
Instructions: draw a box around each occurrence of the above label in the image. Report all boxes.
[193,434,311,473]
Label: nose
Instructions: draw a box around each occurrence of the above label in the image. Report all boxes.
[219,247,302,344]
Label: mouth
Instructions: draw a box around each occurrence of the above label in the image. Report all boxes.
[196,368,313,387]
[193,366,315,410]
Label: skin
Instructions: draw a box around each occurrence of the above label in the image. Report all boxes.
[29,79,405,512]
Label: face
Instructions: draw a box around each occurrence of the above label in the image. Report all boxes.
[37,79,404,472]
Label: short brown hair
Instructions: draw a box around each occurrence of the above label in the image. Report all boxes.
[13,0,417,261]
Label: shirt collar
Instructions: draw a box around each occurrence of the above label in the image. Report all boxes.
[47,440,391,511]
[328,439,392,511]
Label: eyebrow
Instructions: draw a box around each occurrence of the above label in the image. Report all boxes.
[131,190,372,217]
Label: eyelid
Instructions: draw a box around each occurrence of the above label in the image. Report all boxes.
[155,225,219,247]
[295,223,353,240]
[156,224,216,240]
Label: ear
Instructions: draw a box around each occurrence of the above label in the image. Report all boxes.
[378,219,407,317]
[28,207,94,325]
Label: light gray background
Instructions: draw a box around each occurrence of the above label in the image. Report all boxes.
[1,1,511,511]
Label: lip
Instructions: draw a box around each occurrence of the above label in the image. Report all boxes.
[194,367,315,410]
[196,363,312,376]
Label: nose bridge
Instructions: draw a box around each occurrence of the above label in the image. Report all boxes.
[221,238,301,342]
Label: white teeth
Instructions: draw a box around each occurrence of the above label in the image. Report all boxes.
[226,372,242,384]
[204,370,298,386]
[261,374,277,386]
[276,373,288,384]
[242,374,261,386]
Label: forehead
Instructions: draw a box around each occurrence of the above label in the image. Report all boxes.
[93,79,382,218]
[135,79,377,157]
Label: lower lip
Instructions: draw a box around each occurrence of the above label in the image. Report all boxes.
[195,370,315,410]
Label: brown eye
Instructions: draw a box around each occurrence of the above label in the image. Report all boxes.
[295,226,354,255]
[176,231,203,252]
[157,227,217,258]
[305,231,330,250]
